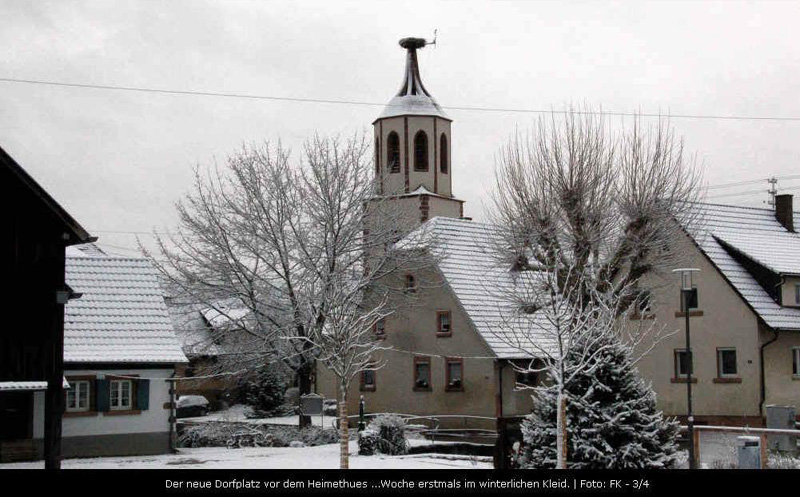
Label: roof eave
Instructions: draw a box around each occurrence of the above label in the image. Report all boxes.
[1,145,94,245]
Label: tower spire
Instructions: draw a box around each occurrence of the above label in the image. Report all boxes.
[396,37,432,99]
[375,37,449,121]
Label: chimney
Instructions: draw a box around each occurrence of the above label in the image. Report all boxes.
[775,194,795,232]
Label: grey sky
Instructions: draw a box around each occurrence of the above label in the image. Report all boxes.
[2,0,799,256]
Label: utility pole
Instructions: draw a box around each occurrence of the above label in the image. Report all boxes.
[673,268,700,470]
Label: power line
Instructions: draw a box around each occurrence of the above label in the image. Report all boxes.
[707,184,800,199]
[5,76,800,122]
[706,173,800,191]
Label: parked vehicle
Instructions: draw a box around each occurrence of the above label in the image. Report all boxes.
[176,395,210,418]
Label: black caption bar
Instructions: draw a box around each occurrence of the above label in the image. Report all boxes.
[6,468,800,496]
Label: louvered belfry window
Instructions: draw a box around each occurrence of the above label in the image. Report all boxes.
[414,130,428,172]
[387,132,400,173]
[440,133,448,173]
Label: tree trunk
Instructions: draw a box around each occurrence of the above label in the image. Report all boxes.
[339,386,349,469]
[556,392,567,469]
[298,363,313,429]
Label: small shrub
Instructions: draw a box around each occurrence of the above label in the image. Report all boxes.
[242,368,286,417]
[767,452,800,469]
[177,421,338,449]
[358,414,408,456]
[323,399,338,416]
[358,428,380,456]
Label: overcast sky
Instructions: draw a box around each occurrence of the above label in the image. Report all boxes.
[2,0,799,255]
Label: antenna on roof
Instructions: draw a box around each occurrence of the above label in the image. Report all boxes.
[766,176,778,206]
[428,29,438,48]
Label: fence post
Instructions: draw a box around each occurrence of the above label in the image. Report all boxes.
[692,427,701,468]
[358,396,366,432]
[760,433,768,469]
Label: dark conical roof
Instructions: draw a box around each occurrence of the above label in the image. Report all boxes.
[376,37,449,121]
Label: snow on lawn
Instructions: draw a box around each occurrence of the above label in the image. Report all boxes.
[1,441,492,470]
[180,404,330,428]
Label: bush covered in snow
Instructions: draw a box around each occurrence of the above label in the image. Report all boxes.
[767,452,800,469]
[178,422,338,449]
[323,398,338,417]
[516,330,679,469]
[240,368,287,418]
[358,414,409,456]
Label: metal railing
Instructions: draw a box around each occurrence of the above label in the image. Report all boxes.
[682,424,800,469]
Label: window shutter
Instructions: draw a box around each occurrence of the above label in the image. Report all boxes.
[95,379,110,412]
[136,379,150,410]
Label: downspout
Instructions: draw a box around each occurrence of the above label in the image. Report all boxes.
[168,372,177,453]
[494,360,506,470]
[497,360,504,419]
[759,328,779,417]
[759,277,786,416]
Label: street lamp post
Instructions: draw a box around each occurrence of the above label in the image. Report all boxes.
[673,268,700,470]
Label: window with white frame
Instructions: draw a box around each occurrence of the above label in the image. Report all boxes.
[717,348,738,377]
[110,379,133,410]
[66,380,91,412]
[793,348,800,377]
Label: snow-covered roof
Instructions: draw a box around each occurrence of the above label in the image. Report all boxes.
[684,202,800,330]
[0,378,69,391]
[200,303,250,331]
[399,203,800,357]
[400,217,553,359]
[376,39,449,121]
[166,300,222,357]
[64,245,188,364]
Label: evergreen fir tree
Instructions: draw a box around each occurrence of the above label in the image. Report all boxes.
[516,329,680,469]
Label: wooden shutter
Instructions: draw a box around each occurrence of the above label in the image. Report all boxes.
[95,379,110,412]
[136,379,150,410]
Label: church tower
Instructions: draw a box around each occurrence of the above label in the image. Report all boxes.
[372,37,464,226]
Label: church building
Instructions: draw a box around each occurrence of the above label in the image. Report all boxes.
[316,37,535,435]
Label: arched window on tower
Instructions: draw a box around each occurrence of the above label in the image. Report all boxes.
[414,130,428,172]
[375,137,381,176]
[387,132,400,174]
[440,133,448,174]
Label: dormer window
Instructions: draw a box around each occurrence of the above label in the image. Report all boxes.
[387,132,400,173]
[414,131,428,172]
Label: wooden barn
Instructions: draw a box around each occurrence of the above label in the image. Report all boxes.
[0,145,94,467]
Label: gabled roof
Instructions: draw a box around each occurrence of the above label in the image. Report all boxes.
[683,202,800,331]
[0,145,93,245]
[64,244,188,364]
[399,217,553,359]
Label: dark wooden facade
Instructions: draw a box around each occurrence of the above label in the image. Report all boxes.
[0,145,92,467]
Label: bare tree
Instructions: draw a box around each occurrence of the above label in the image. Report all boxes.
[309,286,389,469]
[147,133,420,430]
[489,108,700,468]
[491,108,703,311]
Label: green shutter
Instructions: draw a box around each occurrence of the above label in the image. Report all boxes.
[95,379,110,412]
[136,379,150,410]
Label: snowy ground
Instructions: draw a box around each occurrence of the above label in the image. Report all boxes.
[180,404,330,428]
[0,440,492,470]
